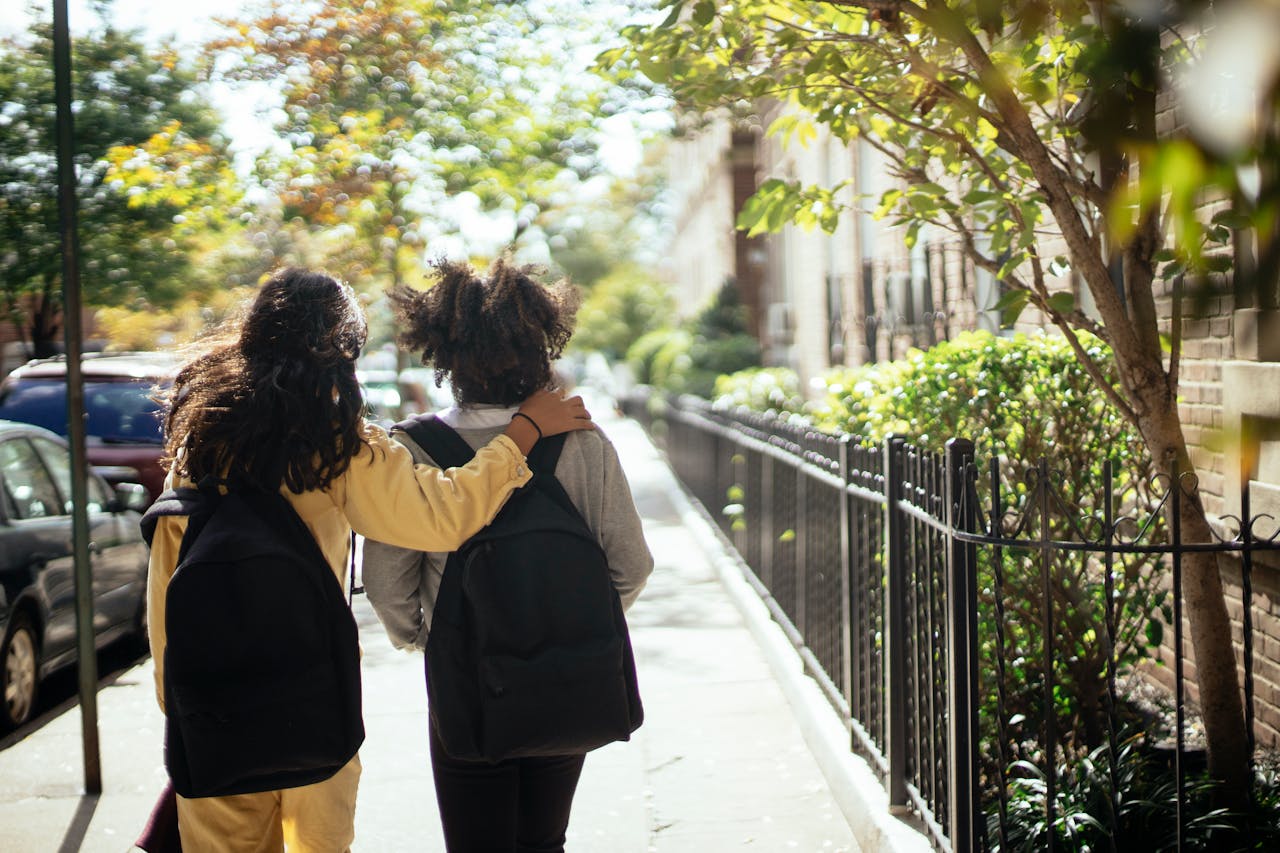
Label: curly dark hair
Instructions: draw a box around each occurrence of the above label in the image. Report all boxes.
[388,258,580,406]
[161,268,369,493]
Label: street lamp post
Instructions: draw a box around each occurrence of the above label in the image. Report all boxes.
[51,0,102,795]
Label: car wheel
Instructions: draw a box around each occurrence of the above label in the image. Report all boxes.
[2,614,39,728]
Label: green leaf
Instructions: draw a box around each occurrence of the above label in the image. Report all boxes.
[1210,209,1252,230]
[1145,618,1164,648]
[636,57,672,83]
[692,0,716,27]
[765,190,793,232]
[994,288,1030,327]
[658,1,685,28]
[737,180,804,237]
[997,254,1023,280]
[904,220,922,249]
[1046,292,1075,316]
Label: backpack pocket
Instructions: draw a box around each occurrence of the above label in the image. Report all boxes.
[167,663,363,797]
[476,636,635,760]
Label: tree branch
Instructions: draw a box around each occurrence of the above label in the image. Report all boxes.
[918,0,1157,402]
[1169,273,1183,398]
[924,189,1137,422]
[820,0,923,13]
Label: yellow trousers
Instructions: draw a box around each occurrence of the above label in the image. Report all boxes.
[175,755,361,853]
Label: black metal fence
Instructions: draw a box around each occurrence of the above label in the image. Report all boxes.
[623,390,1278,853]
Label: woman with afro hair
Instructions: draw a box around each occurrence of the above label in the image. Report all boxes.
[362,258,652,853]
[147,267,595,852]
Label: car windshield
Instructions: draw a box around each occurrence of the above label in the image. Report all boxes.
[0,378,164,443]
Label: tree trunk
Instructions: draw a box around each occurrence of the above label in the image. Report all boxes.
[1133,388,1250,805]
[869,0,1255,802]
[972,51,1254,804]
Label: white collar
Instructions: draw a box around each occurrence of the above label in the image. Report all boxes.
[437,404,519,430]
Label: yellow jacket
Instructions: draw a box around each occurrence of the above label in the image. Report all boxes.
[146,422,532,710]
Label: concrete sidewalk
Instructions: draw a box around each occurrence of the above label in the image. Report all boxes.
[0,409,864,852]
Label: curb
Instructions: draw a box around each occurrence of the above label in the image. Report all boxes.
[658,462,935,853]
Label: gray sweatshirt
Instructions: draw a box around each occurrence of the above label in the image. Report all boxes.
[361,404,654,651]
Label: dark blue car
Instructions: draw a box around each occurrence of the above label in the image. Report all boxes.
[0,420,150,728]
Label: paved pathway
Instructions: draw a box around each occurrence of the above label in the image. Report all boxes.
[0,407,859,852]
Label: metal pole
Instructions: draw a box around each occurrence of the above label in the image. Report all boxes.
[52,0,101,794]
[990,457,1010,852]
[1241,475,1256,794]
[1172,461,1185,853]
[795,431,808,642]
[1102,460,1122,852]
[838,435,855,731]
[1039,457,1056,853]
[945,438,979,852]
[884,436,908,807]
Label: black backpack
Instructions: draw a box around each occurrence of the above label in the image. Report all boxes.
[400,415,643,762]
[140,480,364,798]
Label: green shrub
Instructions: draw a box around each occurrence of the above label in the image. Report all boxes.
[625,327,683,386]
[682,333,760,398]
[713,367,805,413]
[838,331,1166,758]
[648,329,693,392]
[572,271,673,361]
[715,330,1168,775]
[626,280,760,396]
[994,735,1280,851]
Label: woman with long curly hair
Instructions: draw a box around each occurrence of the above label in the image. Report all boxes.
[362,258,652,853]
[147,267,594,852]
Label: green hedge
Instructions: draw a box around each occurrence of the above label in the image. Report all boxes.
[715,330,1168,768]
[625,280,760,398]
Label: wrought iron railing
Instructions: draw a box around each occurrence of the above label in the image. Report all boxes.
[622,390,1280,853]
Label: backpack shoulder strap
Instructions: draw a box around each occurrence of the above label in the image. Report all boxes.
[526,432,566,477]
[396,413,569,505]
[526,434,589,525]
[139,486,206,547]
[395,414,475,470]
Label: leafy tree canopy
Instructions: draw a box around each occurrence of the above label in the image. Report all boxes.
[0,4,240,352]
[543,140,672,288]
[207,0,646,289]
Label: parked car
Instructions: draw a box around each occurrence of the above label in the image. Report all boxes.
[0,420,151,728]
[0,352,177,503]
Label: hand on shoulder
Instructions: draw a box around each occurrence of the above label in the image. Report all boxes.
[517,389,595,438]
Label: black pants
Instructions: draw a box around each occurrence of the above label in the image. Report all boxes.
[429,723,587,853]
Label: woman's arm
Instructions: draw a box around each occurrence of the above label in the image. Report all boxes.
[338,390,592,553]
[361,429,439,651]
